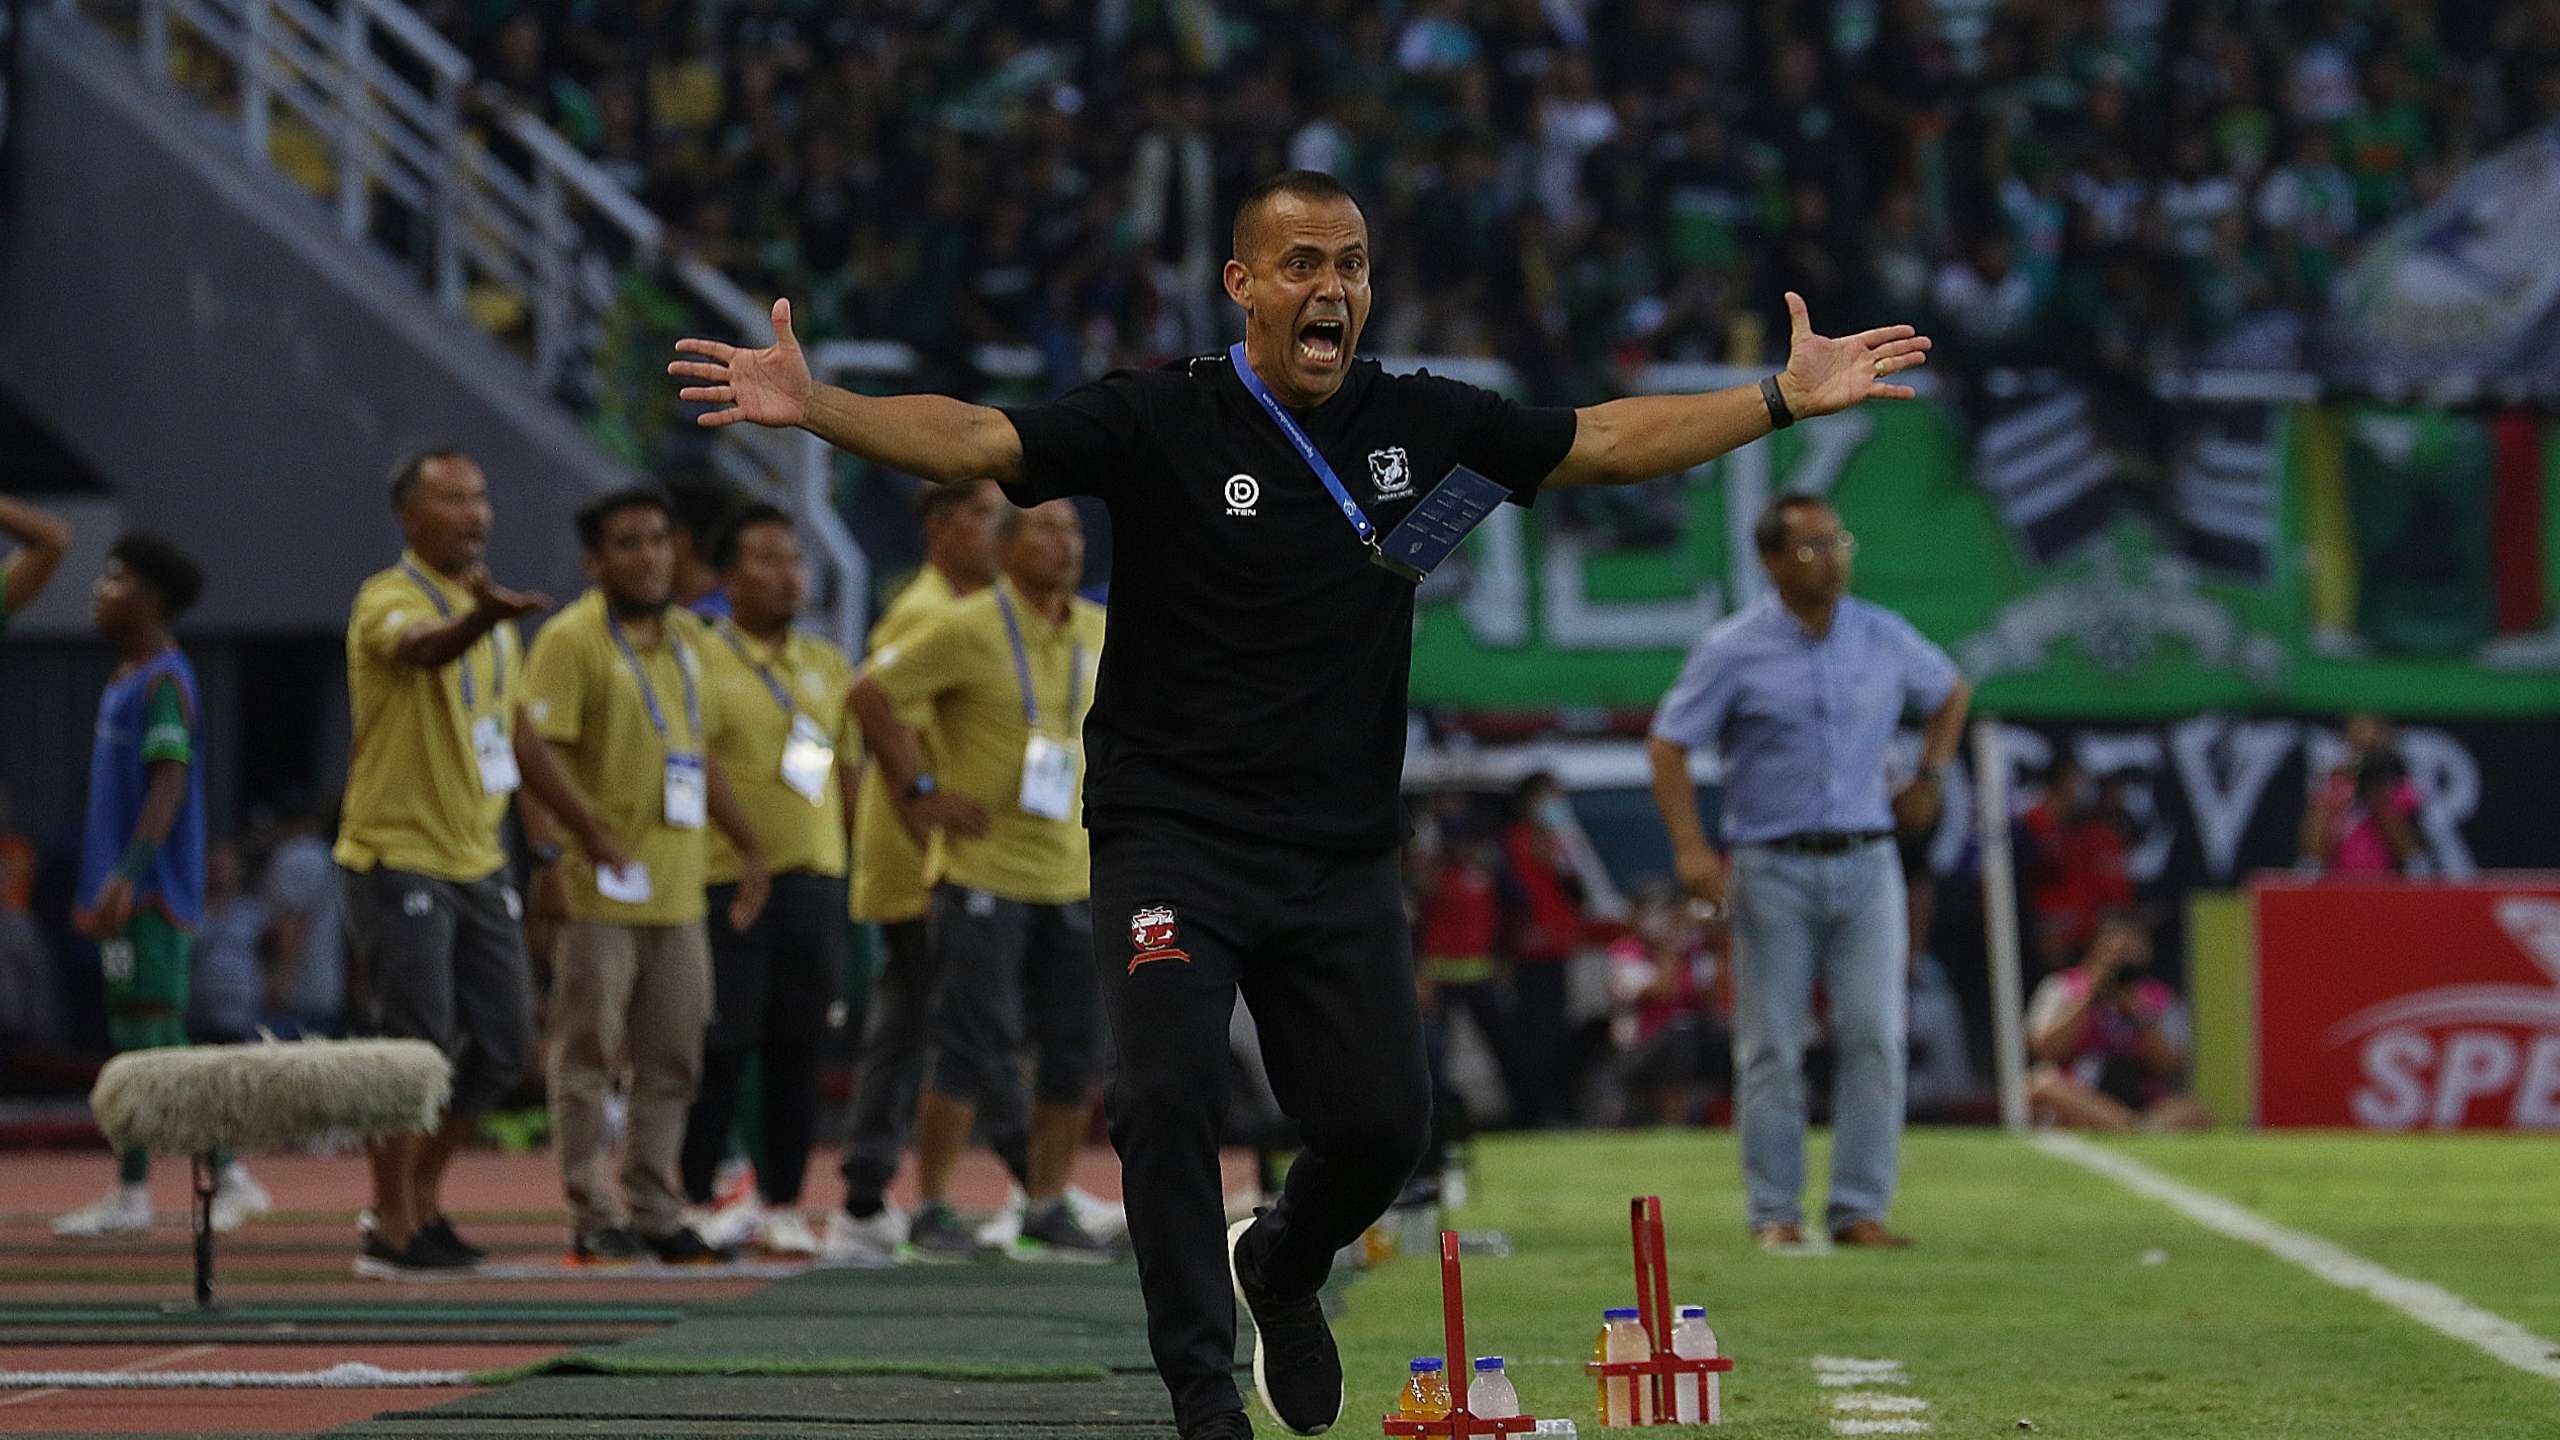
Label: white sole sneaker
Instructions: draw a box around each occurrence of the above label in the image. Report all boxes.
[1228,1216,1342,1436]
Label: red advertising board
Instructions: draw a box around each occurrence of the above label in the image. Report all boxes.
[2256,878,2560,1129]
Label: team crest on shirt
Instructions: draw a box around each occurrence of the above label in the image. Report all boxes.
[1368,447,1414,501]
[1128,905,1191,973]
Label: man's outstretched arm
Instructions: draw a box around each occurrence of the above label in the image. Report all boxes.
[670,299,1023,486]
[0,495,73,617]
[1546,292,1932,489]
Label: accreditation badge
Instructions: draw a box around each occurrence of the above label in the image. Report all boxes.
[472,714,521,796]
[780,714,835,806]
[1017,734,1078,822]
[664,752,708,829]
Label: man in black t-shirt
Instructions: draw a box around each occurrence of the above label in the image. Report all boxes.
[673,170,1930,1440]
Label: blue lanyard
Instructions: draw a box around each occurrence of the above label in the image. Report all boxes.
[994,588,1083,731]
[715,620,798,717]
[1228,342,1378,550]
[399,560,502,707]
[604,608,700,747]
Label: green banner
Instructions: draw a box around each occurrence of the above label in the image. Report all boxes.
[1409,398,2560,717]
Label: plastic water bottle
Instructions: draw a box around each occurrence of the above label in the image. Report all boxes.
[1593,1307,1653,1426]
[1470,1356,1521,1419]
[1400,1357,1452,1419]
[1671,1304,1720,1424]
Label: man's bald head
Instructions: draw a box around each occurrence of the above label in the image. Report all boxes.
[1231,170,1362,263]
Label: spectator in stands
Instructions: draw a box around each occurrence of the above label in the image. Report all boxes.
[336,447,549,1276]
[0,494,73,638]
[2299,713,2422,877]
[1601,877,1728,1127]
[517,487,770,1266]
[56,534,271,1239]
[260,800,343,1037]
[188,839,266,1046]
[2018,754,2138,971]
[1501,772,1584,1128]
[2026,912,2210,1132]
[0,782,67,1055]
[1415,820,1515,1151]
[679,503,857,1259]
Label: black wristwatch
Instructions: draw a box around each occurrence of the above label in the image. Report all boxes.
[1760,374,1796,430]
[903,773,937,801]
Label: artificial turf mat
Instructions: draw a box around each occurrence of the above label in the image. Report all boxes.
[369,1372,1174,1425]
[554,1312,1146,1374]
[0,1305,690,1325]
[332,1414,1172,1424]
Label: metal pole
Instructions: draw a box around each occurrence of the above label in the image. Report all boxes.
[1973,717,2031,1131]
[191,1151,217,1309]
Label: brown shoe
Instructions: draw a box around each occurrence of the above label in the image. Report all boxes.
[1831,1219,1913,1248]
[1753,1221,1806,1251]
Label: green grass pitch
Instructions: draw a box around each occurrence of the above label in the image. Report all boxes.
[1299,1129,2558,1438]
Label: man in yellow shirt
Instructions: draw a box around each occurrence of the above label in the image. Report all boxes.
[516,487,771,1265]
[677,503,856,1258]
[334,448,549,1277]
[850,499,1112,1262]
[833,477,1032,1258]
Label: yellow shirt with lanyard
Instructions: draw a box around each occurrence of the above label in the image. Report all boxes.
[848,566,960,923]
[334,552,523,884]
[866,579,1103,905]
[522,591,717,925]
[701,617,856,884]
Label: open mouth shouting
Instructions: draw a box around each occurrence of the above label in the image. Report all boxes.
[1296,316,1348,369]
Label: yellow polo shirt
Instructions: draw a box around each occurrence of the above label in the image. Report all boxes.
[701,618,856,885]
[522,591,718,926]
[848,566,962,923]
[334,553,521,884]
[866,579,1103,905]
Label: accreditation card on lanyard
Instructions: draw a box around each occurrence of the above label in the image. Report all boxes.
[718,621,835,806]
[608,609,706,829]
[996,589,1082,822]
[401,561,519,796]
[1227,343,1510,583]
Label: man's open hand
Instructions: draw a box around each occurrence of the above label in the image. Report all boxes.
[1775,292,1933,420]
[670,298,814,430]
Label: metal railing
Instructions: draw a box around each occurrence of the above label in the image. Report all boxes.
[57,0,859,645]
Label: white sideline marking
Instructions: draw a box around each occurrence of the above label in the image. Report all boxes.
[0,1343,222,1408]
[0,1363,476,1389]
[1834,1393,1932,1413]
[2033,1131,2560,1384]
[1811,1356,1931,1435]
[1812,1357,1908,1375]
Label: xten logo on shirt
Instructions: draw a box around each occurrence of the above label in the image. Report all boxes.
[1128,904,1191,974]
[1368,446,1414,501]
[1223,474,1260,518]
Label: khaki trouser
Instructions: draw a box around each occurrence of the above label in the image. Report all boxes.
[548,920,712,1237]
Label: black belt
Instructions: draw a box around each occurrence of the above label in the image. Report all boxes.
[1760,830,1890,856]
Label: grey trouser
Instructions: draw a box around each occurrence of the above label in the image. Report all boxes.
[548,920,711,1237]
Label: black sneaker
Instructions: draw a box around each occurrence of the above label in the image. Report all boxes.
[1011,1200,1118,1265]
[1227,1214,1344,1435]
[905,1202,979,1262]
[571,1226,650,1265]
[1180,1411,1254,1440]
[354,1231,476,1279]
[644,1225,735,1265]
[417,1217,487,1265]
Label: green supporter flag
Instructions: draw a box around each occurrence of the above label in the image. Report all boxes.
[2344,412,2494,657]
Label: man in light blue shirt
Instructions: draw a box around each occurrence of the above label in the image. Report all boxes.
[1647,494,1970,1250]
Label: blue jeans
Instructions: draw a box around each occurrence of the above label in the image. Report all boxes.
[1728,840,1907,1231]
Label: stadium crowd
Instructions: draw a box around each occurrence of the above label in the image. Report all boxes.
[423,0,2551,411]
